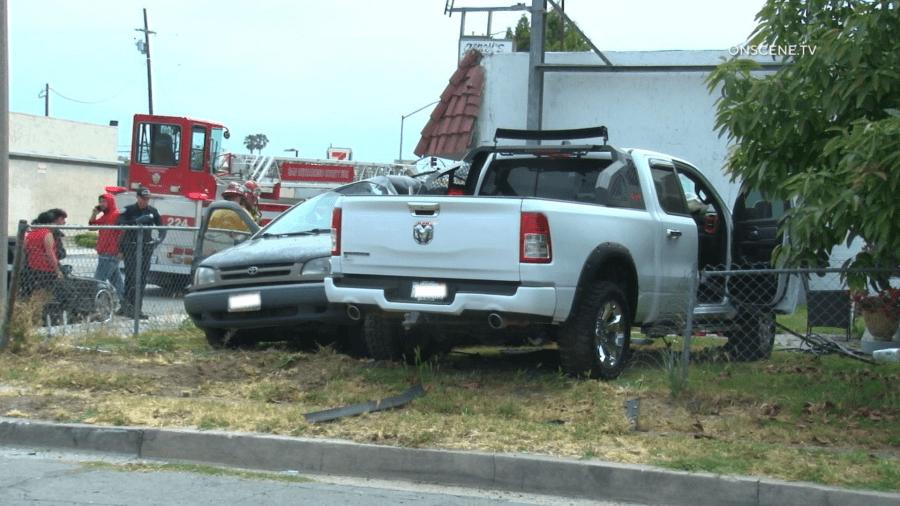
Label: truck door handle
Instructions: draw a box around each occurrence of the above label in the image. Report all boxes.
[667,229,682,238]
[746,227,760,239]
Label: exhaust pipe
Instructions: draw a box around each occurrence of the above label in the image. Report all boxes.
[488,312,507,330]
[347,305,361,321]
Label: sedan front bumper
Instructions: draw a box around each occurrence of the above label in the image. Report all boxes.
[184,282,353,329]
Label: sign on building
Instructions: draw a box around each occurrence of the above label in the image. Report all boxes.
[459,37,514,61]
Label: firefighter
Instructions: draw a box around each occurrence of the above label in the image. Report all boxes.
[212,187,253,232]
[203,187,254,256]
[243,181,263,225]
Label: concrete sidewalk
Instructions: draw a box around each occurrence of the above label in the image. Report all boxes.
[0,417,897,506]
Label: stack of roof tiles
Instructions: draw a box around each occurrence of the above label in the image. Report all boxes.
[414,50,484,160]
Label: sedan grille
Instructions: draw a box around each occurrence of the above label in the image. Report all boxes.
[219,262,295,282]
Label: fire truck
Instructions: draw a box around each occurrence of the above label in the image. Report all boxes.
[109,114,418,291]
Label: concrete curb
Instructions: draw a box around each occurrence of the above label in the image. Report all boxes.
[1,417,898,506]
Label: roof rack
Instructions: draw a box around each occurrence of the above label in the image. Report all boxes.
[493,126,609,145]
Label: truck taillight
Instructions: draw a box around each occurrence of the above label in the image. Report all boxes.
[331,208,342,256]
[520,212,551,263]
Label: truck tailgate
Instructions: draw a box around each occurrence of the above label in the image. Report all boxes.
[336,196,523,282]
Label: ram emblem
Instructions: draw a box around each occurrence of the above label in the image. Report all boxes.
[413,222,434,245]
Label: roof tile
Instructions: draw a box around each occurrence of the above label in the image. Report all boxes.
[414,50,484,160]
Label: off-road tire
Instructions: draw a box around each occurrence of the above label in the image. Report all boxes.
[559,281,632,380]
[363,315,439,363]
[725,308,775,362]
[364,314,404,361]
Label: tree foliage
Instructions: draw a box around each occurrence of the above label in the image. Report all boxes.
[243,134,269,154]
[505,9,590,52]
[705,0,900,284]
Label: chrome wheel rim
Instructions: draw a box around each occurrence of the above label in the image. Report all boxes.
[593,299,625,367]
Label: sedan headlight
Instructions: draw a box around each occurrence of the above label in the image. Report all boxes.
[193,266,216,287]
[301,256,331,278]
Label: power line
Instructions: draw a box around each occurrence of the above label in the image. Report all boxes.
[44,65,143,105]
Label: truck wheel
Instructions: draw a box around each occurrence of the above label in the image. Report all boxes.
[205,328,247,349]
[364,314,404,361]
[725,309,775,362]
[559,281,632,380]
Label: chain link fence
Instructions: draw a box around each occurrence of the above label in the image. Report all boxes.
[623,265,900,380]
[5,222,195,339]
[6,219,900,377]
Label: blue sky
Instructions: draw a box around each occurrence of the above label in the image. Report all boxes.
[7,0,764,164]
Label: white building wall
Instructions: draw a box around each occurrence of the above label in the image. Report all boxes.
[8,113,121,235]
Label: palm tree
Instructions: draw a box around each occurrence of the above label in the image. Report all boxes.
[243,134,270,154]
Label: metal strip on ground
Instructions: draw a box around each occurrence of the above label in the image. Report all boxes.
[304,383,426,423]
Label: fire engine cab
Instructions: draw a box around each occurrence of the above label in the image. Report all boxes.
[109,113,418,291]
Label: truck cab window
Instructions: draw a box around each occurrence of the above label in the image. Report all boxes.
[596,158,645,210]
[209,128,225,174]
[742,189,786,220]
[136,123,181,167]
[481,157,641,207]
[651,166,689,215]
[191,127,207,172]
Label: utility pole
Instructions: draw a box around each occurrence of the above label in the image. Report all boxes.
[526,0,546,134]
[2,0,11,347]
[38,83,50,116]
[135,8,155,114]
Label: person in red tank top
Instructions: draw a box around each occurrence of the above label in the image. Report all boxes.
[22,210,67,299]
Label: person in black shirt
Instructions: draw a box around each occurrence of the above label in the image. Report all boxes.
[117,188,166,319]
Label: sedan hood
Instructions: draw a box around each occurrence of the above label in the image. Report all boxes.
[199,233,331,270]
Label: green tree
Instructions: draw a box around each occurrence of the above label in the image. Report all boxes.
[705,0,900,285]
[243,134,270,154]
[505,9,589,52]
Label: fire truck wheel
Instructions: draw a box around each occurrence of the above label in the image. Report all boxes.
[158,274,191,295]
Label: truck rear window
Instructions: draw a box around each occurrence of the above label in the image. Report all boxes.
[479,157,645,210]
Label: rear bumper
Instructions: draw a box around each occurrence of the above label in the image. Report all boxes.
[325,277,557,320]
[184,282,353,329]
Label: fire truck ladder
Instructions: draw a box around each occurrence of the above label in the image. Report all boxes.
[247,155,276,182]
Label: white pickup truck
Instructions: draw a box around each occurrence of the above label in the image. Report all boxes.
[325,127,796,379]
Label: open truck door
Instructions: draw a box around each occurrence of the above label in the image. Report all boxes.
[731,186,799,312]
[721,186,801,361]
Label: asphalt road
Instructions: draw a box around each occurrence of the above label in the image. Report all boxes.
[1,418,898,506]
[0,446,624,506]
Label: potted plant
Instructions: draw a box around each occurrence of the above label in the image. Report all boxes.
[850,287,900,340]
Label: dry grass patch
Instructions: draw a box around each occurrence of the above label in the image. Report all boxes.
[0,327,898,492]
